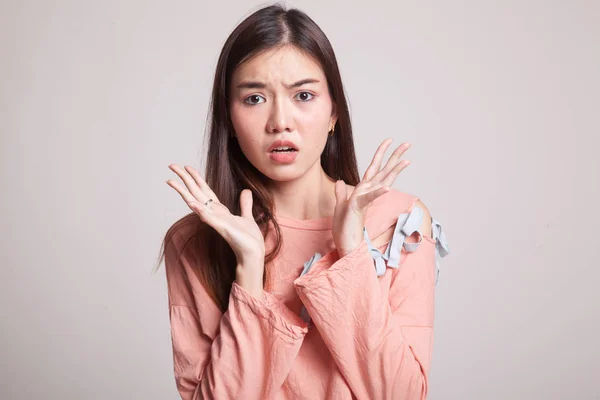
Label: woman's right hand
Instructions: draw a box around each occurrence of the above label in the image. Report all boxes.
[166,164,266,288]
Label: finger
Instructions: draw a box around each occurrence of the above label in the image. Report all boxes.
[370,142,411,184]
[166,179,201,208]
[184,165,221,204]
[167,172,228,238]
[168,164,210,204]
[379,158,411,188]
[334,180,347,206]
[167,179,221,229]
[362,138,393,181]
[355,185,391,209]
[239,189,254,219]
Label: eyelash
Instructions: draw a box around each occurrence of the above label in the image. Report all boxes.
[243,91,315,106]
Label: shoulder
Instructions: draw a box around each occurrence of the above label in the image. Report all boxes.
[164,215,198,260]
[373,189,433,240]
[163,215,205,307]
[163,216,223,334]
[411,199,433,240]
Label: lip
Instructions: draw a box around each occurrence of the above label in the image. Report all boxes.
[269,150,298,164]
[268,139,299,152]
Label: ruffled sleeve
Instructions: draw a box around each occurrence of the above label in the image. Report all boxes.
[298,206,450,326]
[292,203,450,399]
[165,228,309,400]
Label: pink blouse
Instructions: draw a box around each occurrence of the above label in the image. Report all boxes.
[164,189,450,399]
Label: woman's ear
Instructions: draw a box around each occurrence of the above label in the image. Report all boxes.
[331,103,338,126]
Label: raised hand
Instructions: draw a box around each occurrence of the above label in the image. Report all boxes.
[166,165,266,295]
[332,139,412,258]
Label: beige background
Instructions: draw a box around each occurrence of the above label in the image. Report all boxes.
[1,0,598,399]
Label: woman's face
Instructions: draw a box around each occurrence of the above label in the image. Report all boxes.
[229,45,337,183]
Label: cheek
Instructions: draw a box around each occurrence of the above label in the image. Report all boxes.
[231,105,258,138]
[307,98,333,128]
[297,105,331,142]
[230,104,248,132]
[230,105,265,157]
[294,101,326,126]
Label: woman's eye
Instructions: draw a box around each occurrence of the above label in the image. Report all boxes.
[244,95,265,105]
[295,91,314,102]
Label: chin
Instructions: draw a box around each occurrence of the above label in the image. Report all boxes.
[262,169,303,183]
[255,164,304,182]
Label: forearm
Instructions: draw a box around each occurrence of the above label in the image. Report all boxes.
[294,239,434,400]
[174,282,309,400]
[235,265,265,301]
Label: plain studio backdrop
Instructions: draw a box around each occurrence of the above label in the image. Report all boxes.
[1,0,598,399]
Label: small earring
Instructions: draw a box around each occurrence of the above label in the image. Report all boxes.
[328,124,335,136]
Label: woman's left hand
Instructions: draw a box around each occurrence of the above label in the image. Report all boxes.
[332,138,413,258]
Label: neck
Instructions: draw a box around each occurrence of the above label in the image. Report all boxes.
[268,165,337,220]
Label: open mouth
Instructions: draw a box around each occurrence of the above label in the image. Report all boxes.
[268,146,299,163]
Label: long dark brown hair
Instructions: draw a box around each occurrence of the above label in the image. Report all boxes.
[154,3,360,313]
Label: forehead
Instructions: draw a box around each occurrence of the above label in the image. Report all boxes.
[231,46,326,84]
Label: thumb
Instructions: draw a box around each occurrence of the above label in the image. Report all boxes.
[334,180,347,206]
[240,189,254,219]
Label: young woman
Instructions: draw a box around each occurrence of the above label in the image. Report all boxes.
[159,4,450,399]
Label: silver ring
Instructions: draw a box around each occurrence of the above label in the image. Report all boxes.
[204,198,214,207]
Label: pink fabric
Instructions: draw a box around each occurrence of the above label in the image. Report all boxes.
[165,189,438,399]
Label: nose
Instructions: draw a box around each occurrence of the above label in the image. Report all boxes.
[266,96,295,133]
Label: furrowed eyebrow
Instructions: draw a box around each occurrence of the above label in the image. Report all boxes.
[235,78,320,90]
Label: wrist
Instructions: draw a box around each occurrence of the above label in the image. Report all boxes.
[236,283,265,301]
[235,270,264,301]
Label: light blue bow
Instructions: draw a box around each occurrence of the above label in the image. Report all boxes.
[431,217,450,285]
[299,253,322,325]
[364,206,450,285]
